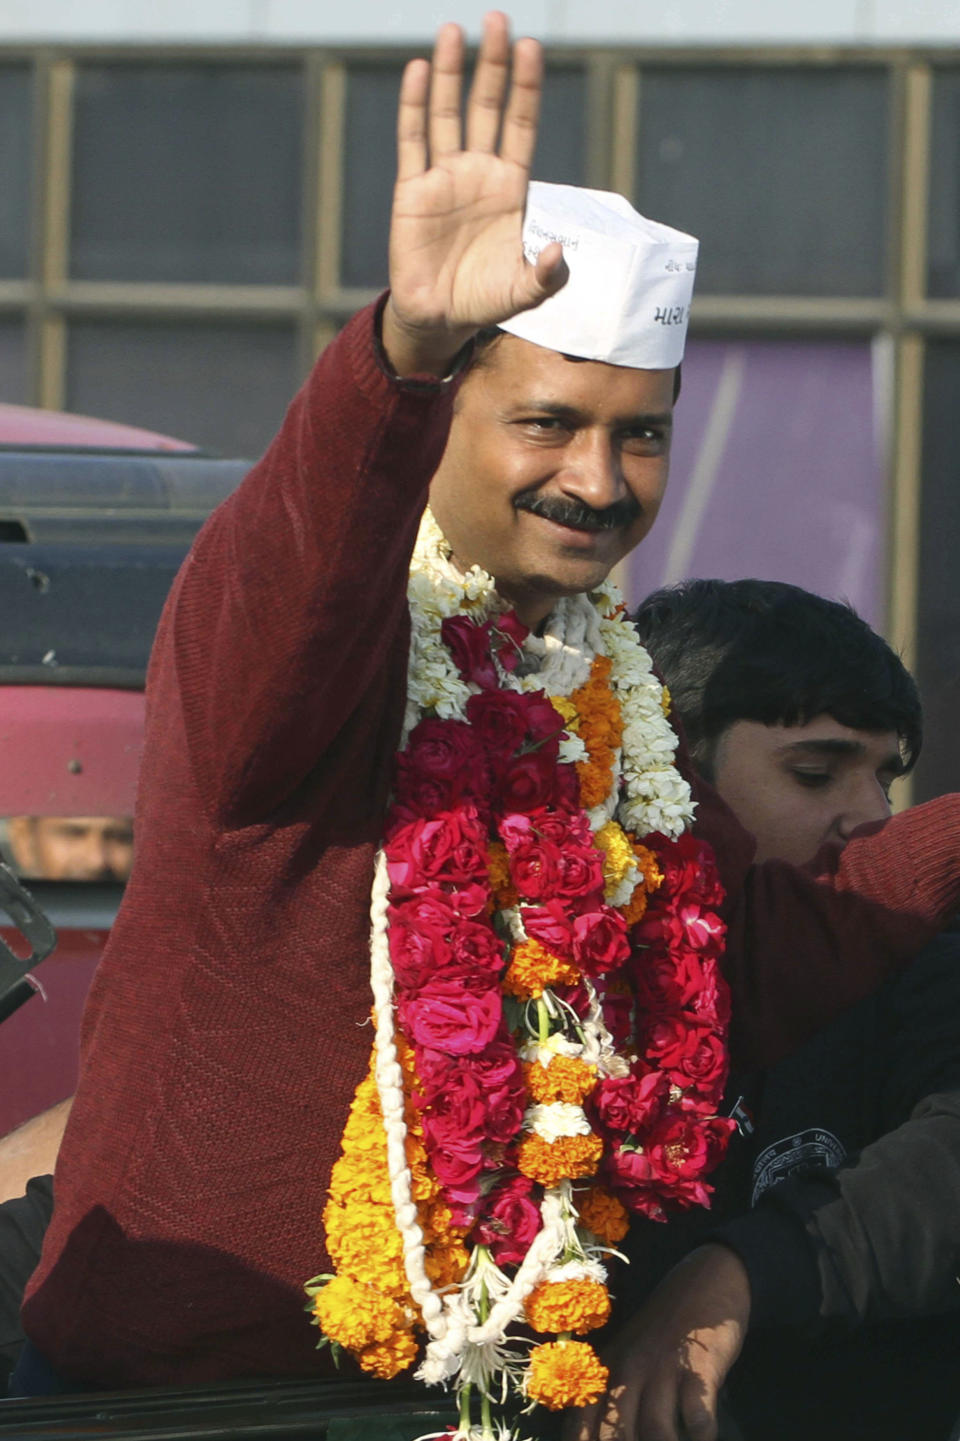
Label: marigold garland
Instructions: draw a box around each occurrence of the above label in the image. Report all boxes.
[525,1278,612,1335]
[516,1132,605,1187]
[524,1056,597,1106]
[307,508,732,1441]
[575,1186,630,1245]
[526,1340,610,1410]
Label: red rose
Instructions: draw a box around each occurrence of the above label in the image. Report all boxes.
[678,903,726,958]
[466,691,531,758]
[422,1071,489,1147]
[572,908,631,976]
[589,1068,668,1136]
[634,950,700,1011]
[449,920,506,977]
[508,838,563,901]
[482,1078,527,1144]
[651,833,725,910]
[386,806,488,891]
[646,1113,734,1185]
[474,1174,542,1265]
[515,691,565,749]
[498,750,561,814]
[399,982,503,1055]
[527,806,593,849]
[555,845,605,904]
[664,1027,728,1098]
[643,1015,711,1072]
[459,1040,525,1092]
[523,900,574,953]
[388,908,453,994]
[441,615,498,690]
[493,613,529,673]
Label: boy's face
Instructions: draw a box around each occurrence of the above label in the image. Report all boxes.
[712,715,905,866]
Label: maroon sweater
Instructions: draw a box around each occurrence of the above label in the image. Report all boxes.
[22,300,960,1387]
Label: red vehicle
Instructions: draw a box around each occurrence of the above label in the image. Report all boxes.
[0,404,249,1135]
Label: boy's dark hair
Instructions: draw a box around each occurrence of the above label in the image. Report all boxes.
[632,578,922,780]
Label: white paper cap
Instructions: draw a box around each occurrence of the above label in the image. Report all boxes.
[499,183,698,369]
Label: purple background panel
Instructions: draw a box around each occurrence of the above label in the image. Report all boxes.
[624,338,884,628]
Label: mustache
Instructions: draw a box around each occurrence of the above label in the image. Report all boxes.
[513,491,642,532]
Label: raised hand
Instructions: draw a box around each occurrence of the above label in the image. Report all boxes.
[382,10,568,377]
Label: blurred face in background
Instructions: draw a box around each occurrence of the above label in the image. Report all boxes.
[6,816,134,882]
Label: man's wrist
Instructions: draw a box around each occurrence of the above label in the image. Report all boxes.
[380,296,476,381]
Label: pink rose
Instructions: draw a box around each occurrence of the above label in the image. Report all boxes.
[399,982,503,1055]
[474,1174,542,1265]
[429,1140,486,1203]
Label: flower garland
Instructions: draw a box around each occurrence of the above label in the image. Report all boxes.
[307,509,734,1440]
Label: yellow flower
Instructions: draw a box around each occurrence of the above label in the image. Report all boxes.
[550,695,579,729]
[526,1340,609,1410]
[595,821,636,895]
[524,1055,597,1106]
[503,939,581,1000]
[576,1186,629,1244]
[356,1329,419,1379]
[660,683,672,718]
[313,1276,408,1352]
[516,1131,604,1186]
[525,1278,611,1335]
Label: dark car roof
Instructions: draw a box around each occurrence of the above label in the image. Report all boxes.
[0,450,251,686]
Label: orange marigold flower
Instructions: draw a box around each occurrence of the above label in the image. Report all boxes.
[503,939,580,1000]
[516,1131,604,1186]
[524,1055,597,1106]
[313,1276,408,1352]
[576,1186,630,1244]
[525,1278,611,1335]
[526,1340,609,1410]
[576,759,612,810]
[356,1328,419,1379]
[487,840,519,909]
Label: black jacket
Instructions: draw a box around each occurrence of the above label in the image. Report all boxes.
[616,921,960,1441]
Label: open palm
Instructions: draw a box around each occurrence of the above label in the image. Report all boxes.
[384,13,567,375]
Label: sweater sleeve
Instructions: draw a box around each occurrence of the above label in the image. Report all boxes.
[687,757,960,1068]
[714,931,960,1329]
[154,295,457,827]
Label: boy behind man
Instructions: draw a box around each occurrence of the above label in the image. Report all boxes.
[568,578,960,1441]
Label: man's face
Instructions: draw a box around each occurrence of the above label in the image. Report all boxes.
[712,715,904,866]
[429,335,675,629]
[7,815,134,882]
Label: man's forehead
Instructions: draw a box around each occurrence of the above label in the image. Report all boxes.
[466,332,676,408]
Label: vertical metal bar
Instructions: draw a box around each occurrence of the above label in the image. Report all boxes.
[900,63,931,309]
[299,50,325,379]
[35,56,73,412]
[885,62,931,809]
[610,63,638,202]
[583,51,617,190]
[315,59,346,305]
